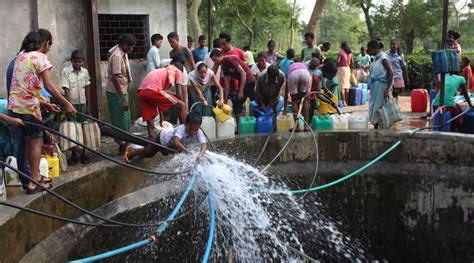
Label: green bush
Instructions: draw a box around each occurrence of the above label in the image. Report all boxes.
[405,54,433,90]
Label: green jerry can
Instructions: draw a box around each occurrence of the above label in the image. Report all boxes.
[239,116,256,135]
[311,115,333,131]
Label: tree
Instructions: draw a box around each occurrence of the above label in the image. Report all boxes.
[189,0,203,40]
[348,0,376,40]
[308,0,329,36]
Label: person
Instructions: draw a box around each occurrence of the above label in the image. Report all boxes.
[210,49,255,126]
[301,32,319,62]
[61,50,91,165]
[432,73,473,131]
[306,57,322,77]
[123,112,208,163]
[318,42,331,63]
[243,46,256,68]
[168,32,196,72]
[9,29,76,194]
[308,59,340,115]
[146,33,163,73]
[187,36,194,51]
[284,62,312,131]
[265,40,279,64]
[188,62,224,116]
[448,30,462,58]
[336,41,353,106]
[192,35,209,63]
[138,62,187,139]
[218,32,247,98]
[356,47,371,70]
[204,39,222,102]
[388,39,409,99]
[279,49,295,77]
[366,40,394,129]
[255,65,285,113]
[461,57,474,91]
[251,52,271,78]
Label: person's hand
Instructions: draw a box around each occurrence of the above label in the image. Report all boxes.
[237,91,244,100]
[121,99,129,111]
[217,99,224,107]
[46,103,61,114]
[196,155,204,163]
[7,117,24,127]
[200,98,208,107]
[65,103,77,116]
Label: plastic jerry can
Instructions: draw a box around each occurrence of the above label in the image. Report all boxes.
[357,83,368,90]
[348,115,368,130]
[331,114,349,130]
[200,116,217,140]
[311,115,333,130]
[276,113,295,134]
[432,111,452,132]
[348,87,362,106]
[411,89,429,113]
[39,156,49,178]
[461,110,474,134]
[429,89,438,108]
[256,115,274,133]
[217,116,236,139]
[47,153,60,178]
[319,94,339,115]
[360,89,369,105]
[213,104,232,123]
[239,116,256,135]
[4,156,21,186]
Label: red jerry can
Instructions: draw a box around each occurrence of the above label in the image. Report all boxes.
[411,89,429,113]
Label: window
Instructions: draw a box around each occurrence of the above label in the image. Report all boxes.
[98,14,149,61]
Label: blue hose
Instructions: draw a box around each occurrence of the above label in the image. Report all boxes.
[69,172,198,262]
[202,194,216,263]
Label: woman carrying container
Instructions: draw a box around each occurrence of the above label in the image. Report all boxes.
[188,62,224,116]
[366,40,393,129]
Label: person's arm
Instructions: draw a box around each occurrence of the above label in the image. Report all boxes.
[235,65,247,100]
[459,83,473,108]
[40,69,76,115]
[84,84,91,114]
[401,57,409,87]
[172,136,190,154]
[255,79,264,108]
[0,113,23,127]
[196,143,207,163]
[283,79,289,115]
[211,74,224,106]
[112,74,128,110]
[190,81,207,106]
[186,48,196,70]
[224,75,231,102]
[154,49,161,69]
[382,59,394,96]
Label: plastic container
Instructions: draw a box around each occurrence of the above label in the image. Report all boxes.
[217,116,236,138]
[331,114,349,130]
[411,89,429,113]
[201,116,217,140]
[461,110,474,134]
[348,87,362,106]
[39,156,49,178]
[239,116,256,135]
[357,83,368,90]
[338,100,343,109]
[432,110,452,132]
[4,156,21,186]
[311,115,333,130]
[47,153,60,178]
[276,113,294,134]
[213,104,232,123]
[348,115,368,130]
[319,94,338,115]
[429,89,438,108]
[256,115,274,133]
[360,89,369,105]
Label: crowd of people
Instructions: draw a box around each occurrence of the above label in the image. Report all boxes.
[3,27,473,195]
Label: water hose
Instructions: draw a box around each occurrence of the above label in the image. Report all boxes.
[69,171,198,262]
[297,117,320,200]
[23,121,192,176]
[202,194,216,263]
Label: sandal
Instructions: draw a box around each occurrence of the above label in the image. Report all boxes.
[122,145,132,164]
[41,176,52,184]
[39,178,53,189]
[26,185,43,195]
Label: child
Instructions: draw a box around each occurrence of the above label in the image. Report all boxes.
[168,32,195,72]
[187,36,195,51]
[279,49,295,77]
[251,52,271,78]
[61,50,91,165]
[301,32,320,62]
[265,40,279,64]
[146,33,163,73]
[123,112,208,163]
[192,35,209,63]
[461,57,474,91]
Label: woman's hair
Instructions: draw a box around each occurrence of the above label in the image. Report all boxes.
[119,34,137,45]
[267,40,275,47]
[21,31,41,52]
[187,36,193,43]
[286,48,295,59]
[267,65,279,78]
[186,111,203,125]
[70,50,84,60]
[196,62,208,71]
[462,57,470,65]
[367,39,383,50]
[341,41,351,54]
[321,59,338,75]
[448,30,461,40]
[209,49,223,58]
[38,28,53,46]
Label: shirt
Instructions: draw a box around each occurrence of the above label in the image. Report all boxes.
[337,50,352,67]
[265,52,279,64]
[169,46,194,72]
[433,75,466,107]
[301,46,320,62]
[8,51,52,120]
[387,51,405,79]
[192,47,209,63]
[139,67,184,92]
[356,54,371,68]
[61,65,91,104]
[244,51,255,66]
[222,56,255,85]
[287,62,307,77]
[251,62,270,78]
[146,46,161,73]
[279,58,293,77]
[160,124,206,147]
[106,46,131,94]
[189,68,215,89]
[461,65,474,91]
[256,71,285,105]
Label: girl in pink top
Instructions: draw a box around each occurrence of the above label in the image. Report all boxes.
[336,41,353,106]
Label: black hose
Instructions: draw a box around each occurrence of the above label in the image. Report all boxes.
[23,121,192,176]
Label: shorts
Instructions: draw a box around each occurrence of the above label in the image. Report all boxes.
[288,69,311,95]
[12,113,43,139]
[229,81,256,115]
[139,89,180,121]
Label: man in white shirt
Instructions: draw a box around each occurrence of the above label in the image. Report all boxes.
[251,52,270,78]
[146,34,163,73]
[123,112,208,163]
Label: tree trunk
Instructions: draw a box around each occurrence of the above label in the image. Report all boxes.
[190,0,203,39]
[402,28,415,54]
[307,0,328,37]
[360,2,376,40]
[235,3,255,47]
